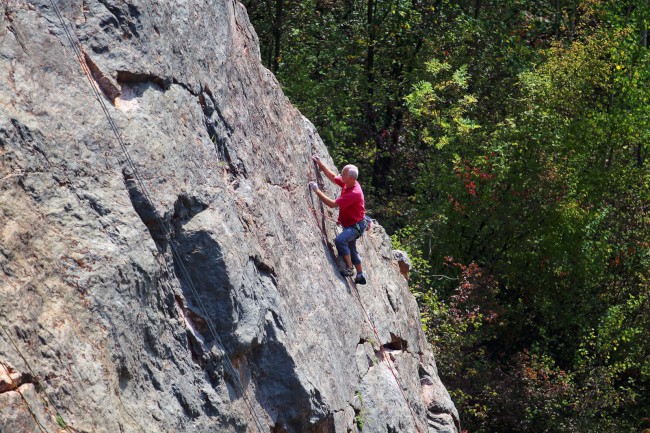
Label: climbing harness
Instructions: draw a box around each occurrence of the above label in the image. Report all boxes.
[37,3,269,433]
[350,215,372,238]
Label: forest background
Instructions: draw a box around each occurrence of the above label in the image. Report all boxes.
[243,1,650,431]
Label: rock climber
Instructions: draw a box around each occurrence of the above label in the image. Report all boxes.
[309,155,368,285]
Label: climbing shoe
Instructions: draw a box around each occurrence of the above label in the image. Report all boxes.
[354,273,367,285]
[341,267,354,277]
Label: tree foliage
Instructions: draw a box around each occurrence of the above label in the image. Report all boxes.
[247,1,650,431]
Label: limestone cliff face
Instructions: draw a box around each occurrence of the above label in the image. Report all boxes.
[0,1,459,432]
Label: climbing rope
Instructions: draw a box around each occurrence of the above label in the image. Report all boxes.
[41,2,268,432]
[0,319,75,433]
[305,187,384,345]
[10,3,425,431]
[0,218,150,433]
[307,173,425,433]
[340,228,424,433]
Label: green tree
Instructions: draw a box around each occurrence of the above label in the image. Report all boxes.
[398,2,650,430]
[246,0,650,430]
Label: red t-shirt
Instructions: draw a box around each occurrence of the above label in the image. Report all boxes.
[334,176,365,227]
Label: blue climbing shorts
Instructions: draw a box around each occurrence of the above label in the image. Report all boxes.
[335,218,368,265]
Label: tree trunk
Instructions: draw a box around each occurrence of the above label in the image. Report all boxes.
[570,0,577,40]
[637,142,647,167]
[366,0,376,105]
[474,0,482,19]
[365,0,382,188]
[272,0,283,74]
[555,0,561,40]
[641,0,648,48]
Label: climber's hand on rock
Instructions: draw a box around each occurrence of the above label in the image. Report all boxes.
[309,181,319,192]
[311,154,320,164]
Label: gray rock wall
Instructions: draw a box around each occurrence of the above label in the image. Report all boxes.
[0,1,459,432]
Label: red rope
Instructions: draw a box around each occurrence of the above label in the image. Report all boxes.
[305,185,424,433]
[345,275,424,433]
[306,192,339,225]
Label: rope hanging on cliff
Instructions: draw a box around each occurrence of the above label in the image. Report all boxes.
[340,229,424,433]
[307,169,425,433]
[0,319,74,433]
[45,3,268,433]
